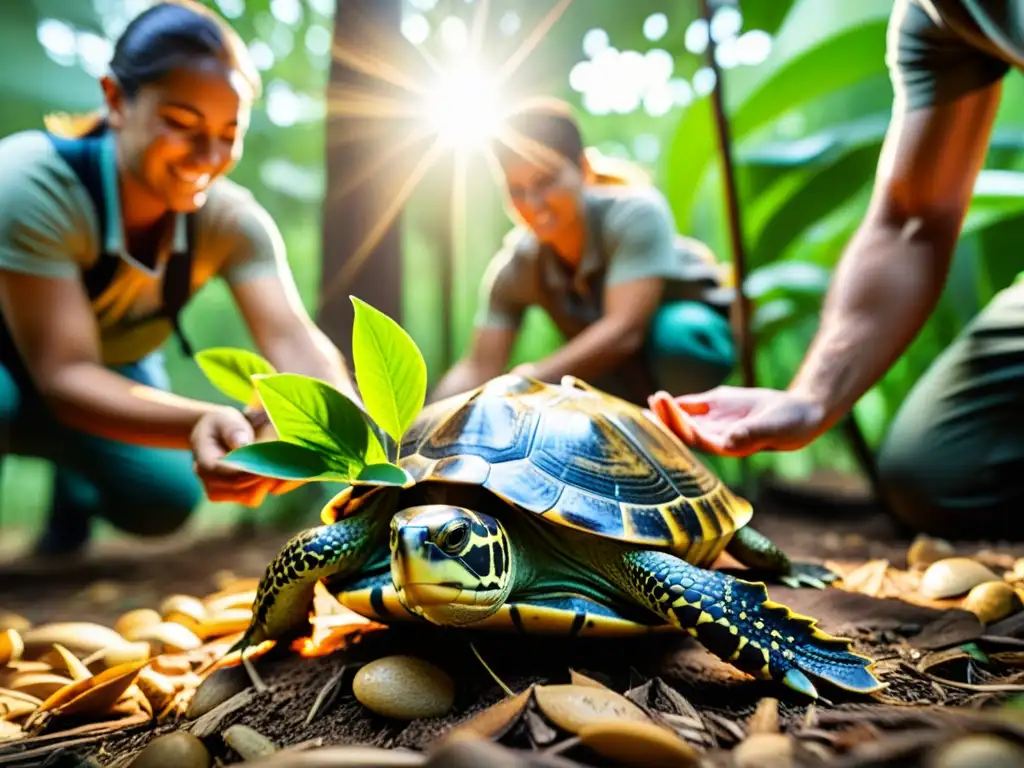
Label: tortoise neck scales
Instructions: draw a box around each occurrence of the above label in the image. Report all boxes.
[237,489,398,649]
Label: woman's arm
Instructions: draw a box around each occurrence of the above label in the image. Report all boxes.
[429,326,517,402]
[516,193,671,383]
[514,276,663,382]
[0,269,225,448]
[428,244,525,401]
[230,273,359,403]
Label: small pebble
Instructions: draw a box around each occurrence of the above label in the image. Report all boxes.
[920,558,998,599]
[961,581,1022,624]
[732,733,795,768]
[352,655,454,720]
[83,581,122,606]
[128,730,211,768]
[928,733,1024,768]
[907,535,954,569]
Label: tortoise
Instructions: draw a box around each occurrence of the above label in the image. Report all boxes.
[232,374,883,699]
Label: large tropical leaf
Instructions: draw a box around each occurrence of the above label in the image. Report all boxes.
[664,0,892,231]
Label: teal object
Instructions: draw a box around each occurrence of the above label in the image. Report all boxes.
[646,300,736,394]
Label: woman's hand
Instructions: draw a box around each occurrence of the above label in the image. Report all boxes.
[648,387,827,457]
[190,406,303,506]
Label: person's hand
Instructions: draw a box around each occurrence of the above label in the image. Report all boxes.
[648,386,827,457]
[190,406,304,506]
[510,362,540,380]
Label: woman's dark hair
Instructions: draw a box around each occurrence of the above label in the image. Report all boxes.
[46,0,261,138]
[492,96,650,187]
[493,97,584,168]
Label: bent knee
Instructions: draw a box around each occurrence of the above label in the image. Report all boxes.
[104,474,203,537]
[878,434,1024,540]
[647,302,735,394]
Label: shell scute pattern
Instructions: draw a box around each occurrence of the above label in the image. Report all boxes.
[331,375,752,560]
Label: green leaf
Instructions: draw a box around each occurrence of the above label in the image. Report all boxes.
[350,295,428,444]
[253,373,387,477]
[960,642,989,664]
[222,440,353,482]
[745,261,831,301]
[352,463,415,487]
[195,348,277,405]
[665,0,892,232]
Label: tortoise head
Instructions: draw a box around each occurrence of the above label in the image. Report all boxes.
[390,505,514,626]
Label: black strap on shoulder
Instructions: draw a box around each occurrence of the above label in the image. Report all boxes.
[164,217,196,358]
[47,133,196,358]
[48,135,122,302]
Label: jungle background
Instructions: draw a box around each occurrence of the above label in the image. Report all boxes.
[3,0,1024,549]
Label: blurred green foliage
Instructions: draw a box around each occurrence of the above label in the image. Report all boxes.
[4,0,1024,538]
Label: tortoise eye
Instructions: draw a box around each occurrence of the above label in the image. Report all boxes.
[437,520,469,554]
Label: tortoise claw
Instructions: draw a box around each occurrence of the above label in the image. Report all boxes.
[784,561,839,590]
[783,668,818,699]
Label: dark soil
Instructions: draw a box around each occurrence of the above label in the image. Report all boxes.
[4,474,1024,767]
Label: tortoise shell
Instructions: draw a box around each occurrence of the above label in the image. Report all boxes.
[325,374,753,566]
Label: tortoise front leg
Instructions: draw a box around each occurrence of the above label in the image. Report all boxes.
[726,526,837,590]
[618,550,883,699]
[231,506,392,655]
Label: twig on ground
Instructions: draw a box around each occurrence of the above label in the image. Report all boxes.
[305,665,349,726]
[469,642,513,697]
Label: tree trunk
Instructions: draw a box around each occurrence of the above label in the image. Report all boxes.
[318,0,407,359]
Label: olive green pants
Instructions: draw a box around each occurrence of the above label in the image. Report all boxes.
[877,283,1024,540]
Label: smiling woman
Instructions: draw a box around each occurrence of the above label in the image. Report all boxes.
[0,0,358,557]
[429,96,737,407]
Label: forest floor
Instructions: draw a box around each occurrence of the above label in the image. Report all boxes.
[2,473,1024,767]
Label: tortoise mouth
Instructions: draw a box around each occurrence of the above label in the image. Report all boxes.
[400,583,463,606]
[400,582,506,611]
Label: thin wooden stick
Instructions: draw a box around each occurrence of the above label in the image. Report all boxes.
[699,0,755,391]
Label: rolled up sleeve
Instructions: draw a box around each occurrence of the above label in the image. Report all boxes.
[887,0,1010,112]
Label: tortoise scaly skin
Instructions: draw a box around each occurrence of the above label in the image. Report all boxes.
[232,375,883,699]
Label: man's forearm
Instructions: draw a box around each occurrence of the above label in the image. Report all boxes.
[789,215,958,430]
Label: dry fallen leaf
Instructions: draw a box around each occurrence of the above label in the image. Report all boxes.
[568,669,611,691]
[0,629,23,666]
[0,688,42,721]
[446,686,534,742]
[20,622,133,660]
[6,672,75,700]
[533,684,650,734]
[25,657,149,728]
[48,643,94,682]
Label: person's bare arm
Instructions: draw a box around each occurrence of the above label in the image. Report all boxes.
[789,82,1002,432]
[0,270,223,448]
[230,273,358,403]
[428,327,517,402]
[516,276,663,383]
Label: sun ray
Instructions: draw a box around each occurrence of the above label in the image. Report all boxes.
[491,124,570,172]
[317,0,576,303]
[325,124,437,204]
[328,41,429,98]
[327,2,443,98]
[323,86,424,119]
[496,0,574,85]
[323,115,410,148]
[318,136,448,308]
[468,0,492,61]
